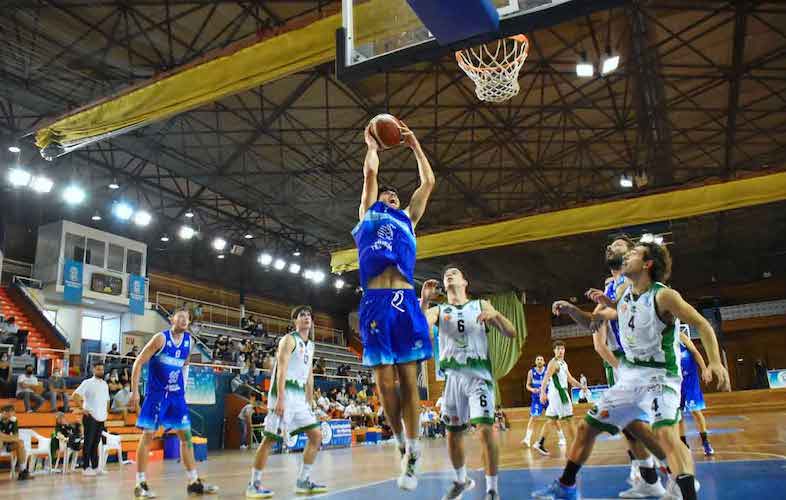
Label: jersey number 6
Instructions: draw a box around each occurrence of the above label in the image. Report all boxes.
[457,319,465,333]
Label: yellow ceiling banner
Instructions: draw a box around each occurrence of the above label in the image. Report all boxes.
[34,0,413,152]
[331,171,786,273]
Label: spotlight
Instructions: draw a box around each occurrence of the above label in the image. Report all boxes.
[293,249,301,257]
[619,174,634,188]
[601,52,620,75]
[289,263,301,274]
[160,234,170,242]
[62,185,86,205]
[91,211,102,221]
[212,237,227,251]
[113,202,134,220]
[8,168,31,187]
[576,51,593,78]
[108,178,120,190]
[184,210,194,218]
[334,278,345,289]
[8,146,21,153]
[273,258,286,271]
[178,225,195,240]
[312,270,326,284]
[303,270,314,280]
[217,254,225,260]
[258,253,273,266]
[244,233,253,239]
[30,175,53,193]
[133,210,152,227]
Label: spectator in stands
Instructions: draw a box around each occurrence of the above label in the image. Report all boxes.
[50,411,83,467]
[231,371,255,398]
[357,385,368,404]
[238,393,258,450]
[244,316,257,334]
[111,381,133,417]
[0,404,32,480]
[124,345,139,364]
[0,316,19,350]
[16,364,44,412]
[193,304,204,323]
[106,343,120,359]
[344,398,359,424]
[312,358,325,375]
[0,352,12,397]
[46,368,70,413]
[107,368,122,397]
[317,390,330,413]
[72,361,110,476]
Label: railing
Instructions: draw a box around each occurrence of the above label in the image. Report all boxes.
[11,276,72,348]
[188,408,206,438]
[27,347,70,376]
[0,258,33,284]
[155,291,346,346]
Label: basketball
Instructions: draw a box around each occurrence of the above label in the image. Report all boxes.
[369,114,403,149]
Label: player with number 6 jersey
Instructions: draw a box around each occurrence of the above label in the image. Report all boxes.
[422,265,517,500]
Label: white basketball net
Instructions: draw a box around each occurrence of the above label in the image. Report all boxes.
[456,35,530,103]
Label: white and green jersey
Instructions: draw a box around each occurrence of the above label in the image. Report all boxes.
[437,300,492,382]
[547,359,571,404]
[617,282,681,378]
[268,331,314,403]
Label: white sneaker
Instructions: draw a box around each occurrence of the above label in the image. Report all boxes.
[659,478,680,500]
[82,468,97,476]
[521,432,532,447]
[240,445,248,450]
[619,479,666,498]
[397,452,420,491]
[627,464,642,486]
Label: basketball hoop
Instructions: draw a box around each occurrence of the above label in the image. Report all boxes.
[455,34,530,103]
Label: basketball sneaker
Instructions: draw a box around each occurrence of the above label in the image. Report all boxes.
[246,481,273,499]
[534,441,549,456]
[296,479,328,494]
[619,478,666,498]
[627,463,642,486]
[531,480,580,499]
[485,490,500,500]
[187,478,219,495]
[134,482,157,498]
[441,478,475,500]
[661,477,701,499]
[702,441,714,456]
[16,469,32,481]
[397,451,420,491]
[521,430,533,447]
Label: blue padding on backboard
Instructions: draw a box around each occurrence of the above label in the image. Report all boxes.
[407,0,500,46]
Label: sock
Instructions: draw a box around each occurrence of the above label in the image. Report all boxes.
[640,466,658,485]
[486,475,498,492]
[676,474,697,500]
[558,430,566,439]
[455,465,467,483]
[187,468,198,483]
[299,463,313,482]
[680,435,688,447]
[136,472,146,484]
[559,460,581,487]
[395,432,406,451]
[251,468,262,483]
[524,429,532,440]
[406,438,420,456]
[700,432,709,445]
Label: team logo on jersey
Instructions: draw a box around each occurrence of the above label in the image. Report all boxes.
[184,340,190,348]
[167,341,173,348]
[377,224,395,241]
[444,307,453,314]
[369,321,379,335]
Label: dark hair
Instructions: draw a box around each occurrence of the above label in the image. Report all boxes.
[24,364,33,370]
[639,242,672,283]
[377,186,398,198]
[6,317,15,324]
[1,404,13,413]
[609,233,635,250]
[553,340,566,349]
[291,305,313,321]
[441,263,469,283]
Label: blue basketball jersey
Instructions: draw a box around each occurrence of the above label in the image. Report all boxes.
[531,367,546,389]
[679,342,697,378]
[146,330,190,394]
[352,201,417,289]
[604,275,626,354]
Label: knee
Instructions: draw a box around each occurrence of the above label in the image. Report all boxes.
[477,425,494,443]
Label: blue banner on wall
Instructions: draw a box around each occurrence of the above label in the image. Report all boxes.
[571,384,609,404]
[767,369,786,389]
[282,420,353,452]
[63,259,83,304]
[129,273,146,315]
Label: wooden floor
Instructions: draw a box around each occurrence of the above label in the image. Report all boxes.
[3,405,786,499]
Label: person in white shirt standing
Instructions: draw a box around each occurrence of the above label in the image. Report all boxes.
[72,361,110,476]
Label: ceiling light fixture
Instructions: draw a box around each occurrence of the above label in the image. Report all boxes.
[178,225,195,240]
[160,234,170,242]
[184,210,194,218]
[289,263,301,274]
[212,237,227,251]
[108,178,120,190]
[113,202,134,220]
[244,233,253,239]
[619,174,634,188]
[62,185,86,205]
[8,146,21,154]
[133,210,152,227]
[91,211,102,221]
[334,278,345,289]
[600,46,620,75]
[258,253,273,266]
[273,258,286,270]
[30,175,53,193]
[576,51,594,78]
[8,168,31,187]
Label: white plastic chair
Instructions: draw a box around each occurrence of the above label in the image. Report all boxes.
[52,435,79,474]
[0,446,18,479]
[98,431,133,472]
[18,429,52,475]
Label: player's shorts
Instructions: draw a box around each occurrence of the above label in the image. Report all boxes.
[440,371,495,431]
[545,389,573,419]
[137,390,191,431]
[680,372,706,412]
[263,394,319,442]
[586,365,681,435]
[359,288,432,367]
[530,393,545,417]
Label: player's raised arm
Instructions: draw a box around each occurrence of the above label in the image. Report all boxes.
[401,124,435,227]
[359,124,380,221]
[657,289,730,391]
[592,323,620,368]
[130,333,165,408]
[478,300,516,338]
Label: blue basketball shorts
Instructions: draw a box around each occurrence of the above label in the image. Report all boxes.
[680,373,706,412]
[531,397,545,417]
[136,390,191,431]
[359,288,432,367]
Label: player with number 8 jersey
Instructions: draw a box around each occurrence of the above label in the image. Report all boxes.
[422,265,517,500]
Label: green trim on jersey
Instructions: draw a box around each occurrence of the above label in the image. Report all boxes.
[263,430,283,442]
[652,409,681,429]
[290,422,320,436]
[470,417,494,426]
[271,379,306,398]
[660,323,678,377]
[551,371,569,404]
[603,363,616,387]
[585,414,620,435]
[440,356,492,375]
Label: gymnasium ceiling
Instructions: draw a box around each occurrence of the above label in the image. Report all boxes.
[1,1,785,308]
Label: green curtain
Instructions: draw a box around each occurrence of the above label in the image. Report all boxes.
[482,291,527,405]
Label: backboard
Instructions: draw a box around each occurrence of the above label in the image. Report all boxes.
[336,0,624,81]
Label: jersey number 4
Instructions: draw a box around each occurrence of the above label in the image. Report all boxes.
[628,315,635,330]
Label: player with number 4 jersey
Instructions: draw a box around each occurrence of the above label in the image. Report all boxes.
[422,265,517,500]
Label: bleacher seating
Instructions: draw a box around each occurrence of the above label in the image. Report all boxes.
[0,287,59,355]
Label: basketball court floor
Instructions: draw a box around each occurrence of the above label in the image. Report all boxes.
[4,408,784,499]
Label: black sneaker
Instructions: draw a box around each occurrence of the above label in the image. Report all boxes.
[187,478,219,496]
[534,441,549,456]
[17,469,32,481]
[134,482,157,498]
